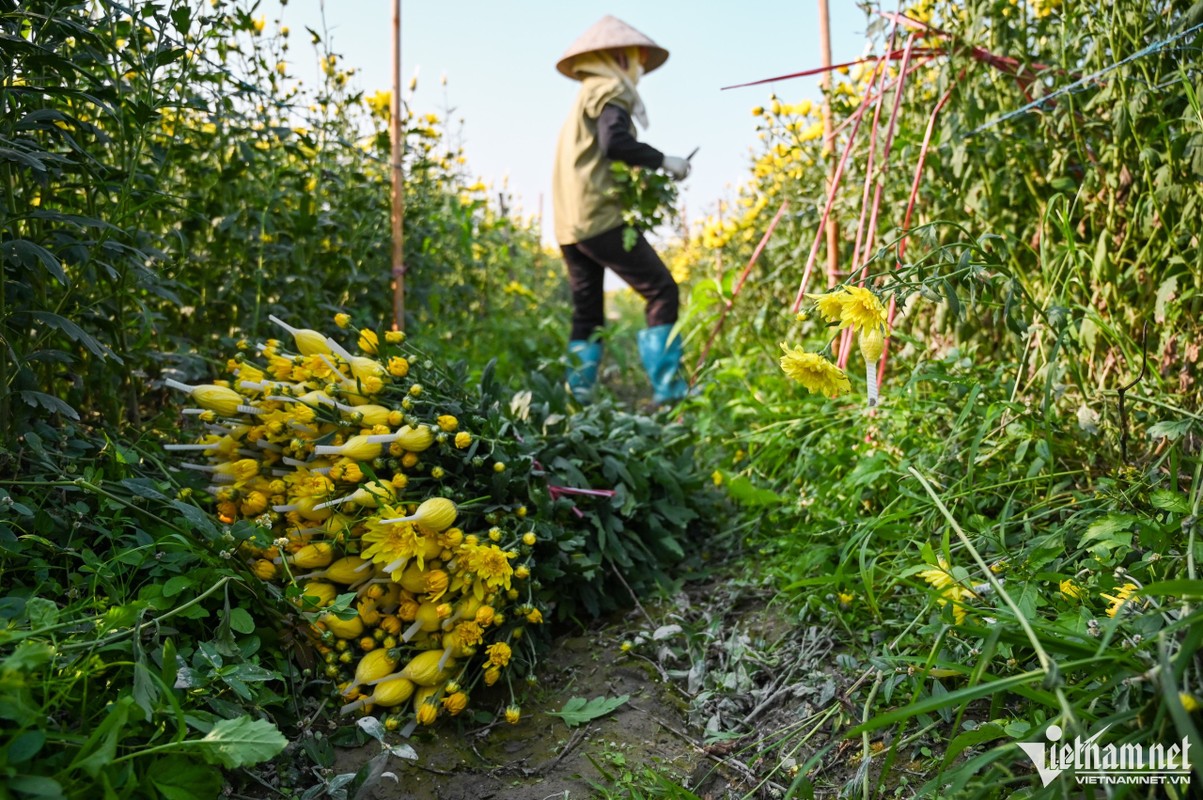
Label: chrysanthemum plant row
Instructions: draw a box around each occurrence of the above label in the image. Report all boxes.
[164,315,545,731]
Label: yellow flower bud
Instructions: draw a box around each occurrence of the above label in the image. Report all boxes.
[358,329,379,354]
[859,327,885,364]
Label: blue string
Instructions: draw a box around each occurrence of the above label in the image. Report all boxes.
[966,20,1203,137]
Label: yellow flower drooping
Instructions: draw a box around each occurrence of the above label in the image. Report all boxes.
[166,318,545,733]
[839,287,887,332]
[1059,579,1087,601]
[268,315,331,356]
[443,691,469,715]
[779,345,851,398]
[1102,583,1140,618]
[808,290,847,325]
[806,286,887,333]
[380,497,457,535]
[917,557,976,625]
[504,705,521,724]
[485,641,512,667]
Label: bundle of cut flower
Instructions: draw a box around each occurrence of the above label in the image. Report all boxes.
[164,314,541,729]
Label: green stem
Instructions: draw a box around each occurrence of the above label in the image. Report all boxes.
[907,467,1070,710]
[861,672,882,800]
[62,576,235,652]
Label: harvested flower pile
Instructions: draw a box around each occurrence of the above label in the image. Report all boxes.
[164,315,544,730]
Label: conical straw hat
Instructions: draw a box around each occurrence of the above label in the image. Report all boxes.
[556,15,669,80]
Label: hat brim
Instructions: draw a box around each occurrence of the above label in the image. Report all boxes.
[556,46,669,80]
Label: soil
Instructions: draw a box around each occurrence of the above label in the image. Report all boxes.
[242,581,873,800]
[332,621,709,800]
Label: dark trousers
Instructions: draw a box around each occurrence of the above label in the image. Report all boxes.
[560,226,680,341]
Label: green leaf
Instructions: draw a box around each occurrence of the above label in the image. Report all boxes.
[29,311,119,362]
[1138,580,1203,600]
[1150,489,1191,514]
[16,391,80,421]
[1147,419,1193,441]
[145,756,223,800]
[941,723,1005,767]
[1080,514,1137,547]
[1155,275,1179,322]
[7,730,46,764]
[547,694,629,728]
[228,607,256,635]
[162,575,193,598]
[169,500,220,539]
[725,475,782,506]
[5,775,65,799]
[2,641,56,672]
[847,671,1041,737]
[25,597,58,628]
[191,716,287,768]
[2,240,67,285]
[132,659,160,721]
[71,696,133,777]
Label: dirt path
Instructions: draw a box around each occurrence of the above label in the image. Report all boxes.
[334,622,705,800]
[248,582,859,800]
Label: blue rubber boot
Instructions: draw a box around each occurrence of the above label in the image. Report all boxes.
[566,340,603,403]
[637,324,689,406]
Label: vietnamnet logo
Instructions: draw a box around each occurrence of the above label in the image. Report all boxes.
[1018,724,1193,786]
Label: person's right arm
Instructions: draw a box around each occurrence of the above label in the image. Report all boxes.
[596,104,663,169]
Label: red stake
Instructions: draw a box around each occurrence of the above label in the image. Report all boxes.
[878,83,958,386]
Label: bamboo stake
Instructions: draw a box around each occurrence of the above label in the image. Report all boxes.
[817,0,841,289]
[390,0,405,331]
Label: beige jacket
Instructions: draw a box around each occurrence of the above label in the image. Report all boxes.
[552,68,642,246]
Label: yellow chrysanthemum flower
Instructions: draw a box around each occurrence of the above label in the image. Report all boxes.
[918,557,975,624]
[357,328,379,354]
[485,641,512,667]
[1059,579,1087,601]
[806,289,847,324]
[840,286,887,332]
[779,345,851,398]
[1102,583,1140,617]
[442,691,468,715]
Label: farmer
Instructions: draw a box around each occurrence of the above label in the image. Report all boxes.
[552,15,693,405]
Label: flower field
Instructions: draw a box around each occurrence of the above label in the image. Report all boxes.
[2,1,1201,799]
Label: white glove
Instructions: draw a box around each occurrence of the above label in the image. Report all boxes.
[661,155,691,181]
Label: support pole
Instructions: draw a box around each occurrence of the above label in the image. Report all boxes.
[390,0,406,331]
[817,0,840,288]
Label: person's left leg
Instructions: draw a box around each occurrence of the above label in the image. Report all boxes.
[575,227,688,404]
[560,243,607,402]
